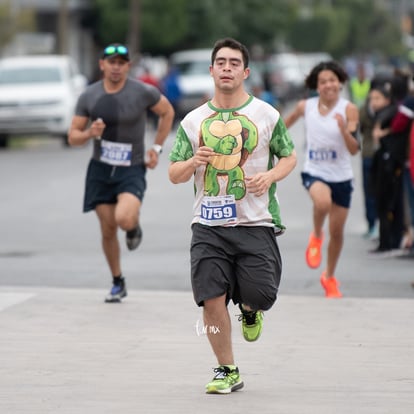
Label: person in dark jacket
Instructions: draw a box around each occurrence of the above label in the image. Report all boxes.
[370,81,406,253]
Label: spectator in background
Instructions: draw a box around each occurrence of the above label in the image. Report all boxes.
[251,78,278,108]
[161,65,182,125]
[138,66,160,129]
[138,66,159,88]
[349,62,371,109]
[357,73,394,241]
[369,81,405,254]
[388,73,414,252]
[359,93,378,240]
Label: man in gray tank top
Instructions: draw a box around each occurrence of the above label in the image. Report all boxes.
[68,43,174,303]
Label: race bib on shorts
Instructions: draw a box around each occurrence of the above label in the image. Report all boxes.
[199,195,237,226]
[100,140,132,166]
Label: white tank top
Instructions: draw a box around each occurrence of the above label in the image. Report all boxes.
[303,96,354,182]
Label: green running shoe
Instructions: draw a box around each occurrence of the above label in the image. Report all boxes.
[238,305,264,342]
[205,366,244,394]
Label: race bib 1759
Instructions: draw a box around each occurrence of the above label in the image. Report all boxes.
[199,195,237,226]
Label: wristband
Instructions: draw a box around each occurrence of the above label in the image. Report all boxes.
[152,144,163,155]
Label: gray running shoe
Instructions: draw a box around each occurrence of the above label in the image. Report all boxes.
[105,281,127,303]
[126,225,142,251]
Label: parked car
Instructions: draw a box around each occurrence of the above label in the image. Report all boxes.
[267,52,332,104]
[169,49,214,118]
[0,55,87,147]
[297,52,333,78]
[267,53,304,104]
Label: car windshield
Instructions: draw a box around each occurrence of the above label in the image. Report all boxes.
[0,67,62,84]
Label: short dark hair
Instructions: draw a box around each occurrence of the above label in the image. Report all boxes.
[305,60,348,90]
[211,38,249,69]
[370,81,393,100]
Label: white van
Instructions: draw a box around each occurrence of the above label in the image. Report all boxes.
[0,55,87,147]
[169,49,214,118]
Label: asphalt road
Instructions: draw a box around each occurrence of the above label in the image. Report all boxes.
[0,122,413,414]
[0,121,413,299]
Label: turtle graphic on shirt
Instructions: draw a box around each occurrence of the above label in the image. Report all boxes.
[200,111,258,200]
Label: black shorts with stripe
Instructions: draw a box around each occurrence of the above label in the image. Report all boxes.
[190,223,282,310]
[83,159,146,212]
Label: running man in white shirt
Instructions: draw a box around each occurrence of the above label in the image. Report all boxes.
[169,38,296,394]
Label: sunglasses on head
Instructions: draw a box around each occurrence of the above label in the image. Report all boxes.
[103,45,129,56]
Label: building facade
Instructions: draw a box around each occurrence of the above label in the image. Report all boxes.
[0,0,95,80]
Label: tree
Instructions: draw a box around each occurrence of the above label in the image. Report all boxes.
[93,0,130,47]
[93,0,189,55]
[92,0,297,54]
[58,0,69,54]
[0,1,36,51]
[128,0,141,56]
[343,0,405,57]
[0,3,15,49]
[184,0,296,52]
[91,0,406,61]
[286,0,405,58]
[140,0,189,53]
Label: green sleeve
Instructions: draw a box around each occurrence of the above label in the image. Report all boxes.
[168,125,194,162]
[270,117,295,158]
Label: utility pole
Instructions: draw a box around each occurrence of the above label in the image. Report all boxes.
[128,0,141,61]
[58,0,69,54]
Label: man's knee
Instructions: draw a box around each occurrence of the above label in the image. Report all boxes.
[203,295,227,318]
[204,294,226,309]
[242,289,278,312]
[116,215,136,231]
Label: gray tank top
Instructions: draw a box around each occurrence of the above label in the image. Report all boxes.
[75,78,161,165]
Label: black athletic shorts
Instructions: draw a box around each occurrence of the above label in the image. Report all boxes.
[301,172,353,208]
[190,223,282,311]
[83,159,146,212]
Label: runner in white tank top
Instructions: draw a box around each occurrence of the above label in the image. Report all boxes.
[284,60,359,298]
[304,96,354,182]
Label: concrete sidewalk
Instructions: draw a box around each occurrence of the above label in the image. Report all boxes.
[0,287,413,414]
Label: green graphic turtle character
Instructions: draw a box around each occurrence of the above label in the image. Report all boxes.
[200,111,258,200]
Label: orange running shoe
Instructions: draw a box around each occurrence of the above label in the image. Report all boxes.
[305,232,323,268]
[320,272,342,298]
